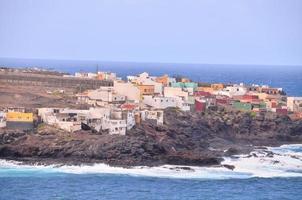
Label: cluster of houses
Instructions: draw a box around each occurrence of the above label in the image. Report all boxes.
[63,71,118,81]
[1,71,302,134]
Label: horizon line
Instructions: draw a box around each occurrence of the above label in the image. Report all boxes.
[1,57,302,68]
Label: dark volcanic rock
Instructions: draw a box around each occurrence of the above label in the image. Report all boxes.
[0,108,302,167]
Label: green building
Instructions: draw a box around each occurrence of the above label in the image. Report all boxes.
[233,102,252,111]
[171,82,198,90]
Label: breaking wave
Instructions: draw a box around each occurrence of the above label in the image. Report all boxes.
[0,144,302,179]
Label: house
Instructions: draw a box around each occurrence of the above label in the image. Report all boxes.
[274,108,288,115]
[97,71,117,81]
[142,95,177,109]
[289,112,302,120]
[0,112,6,128]
[171,82,198,95]
[6,112,34,130]
[155,75,169,86]
[128,72,163,95]
[195,99,206,112]
[164,87,189,100]
[232,101,266,112]
[39,108,90,132]
[216,96,230,105]
[38,107,130,135]
[195,96,216,112]
[211,83,224,91]
[75,72,98,79]
[247,85,284,95]
[101,119,127,135]
[215,84,247,97]
[77,87,126,106]
[241,95,259,102]
[137,85,155,96]
[287,97,302,112]
[175,97,191,111]
[141,110,164,125]
[125,111,135,130]
[114,81,141,103]
[232,102,252,112]
[194,91,212,97]
[196,86,215,94]
[155,75,176,87]
[260,87,284,95]
[120,103,139,111]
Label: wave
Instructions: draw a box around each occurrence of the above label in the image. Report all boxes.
[1,144,302,180]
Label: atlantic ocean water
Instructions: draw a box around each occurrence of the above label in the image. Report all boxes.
[1,58,301,96]
[0,59,302,199]
[0,144,302,199]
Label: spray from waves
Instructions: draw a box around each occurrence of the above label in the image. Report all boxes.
[222,144,302,178]
[0,144,302,179]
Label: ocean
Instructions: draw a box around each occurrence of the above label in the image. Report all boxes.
[0,145,302,200]
[0,58,302,199]
[1,58,302,96]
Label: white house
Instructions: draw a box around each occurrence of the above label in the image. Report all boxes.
[100,118,127,135]
[164,87,189,100]
[175,97,191,111]
[38,107,129,135]
[142,95,177,109]
[215,85,247,97]
[141,110,164,125]
[84,87,126,105]
[38,108,91,132]
[114,81,141,103]
[287,97,302,112]
[0,112,6,128]
[127,72,163,95]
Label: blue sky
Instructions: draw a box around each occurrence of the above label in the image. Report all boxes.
[0,0,301,65]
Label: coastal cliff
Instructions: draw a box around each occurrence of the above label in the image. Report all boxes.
[0,107,302,167]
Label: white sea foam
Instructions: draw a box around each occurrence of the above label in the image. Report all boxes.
[1,144,302,179]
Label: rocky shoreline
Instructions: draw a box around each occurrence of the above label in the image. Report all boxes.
[0,108,302,168]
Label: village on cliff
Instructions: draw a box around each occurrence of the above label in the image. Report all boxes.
[1,69,302,135]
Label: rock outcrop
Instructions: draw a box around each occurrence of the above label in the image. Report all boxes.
[0,108,302,167]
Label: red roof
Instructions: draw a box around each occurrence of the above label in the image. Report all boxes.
[121,103,137,110]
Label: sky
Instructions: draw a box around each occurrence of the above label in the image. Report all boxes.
[0,0,301,65]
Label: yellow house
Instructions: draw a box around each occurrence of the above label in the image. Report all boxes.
[6,112,33,122]
[196,86,215,94]
[211,83,224,90]
[6,112,34,130]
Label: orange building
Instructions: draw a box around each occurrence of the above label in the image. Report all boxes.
[196,86,215,94]
[97,73,105,80]
[156,75,169,86]
[211,83,224,90]
[137,85,155,96]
